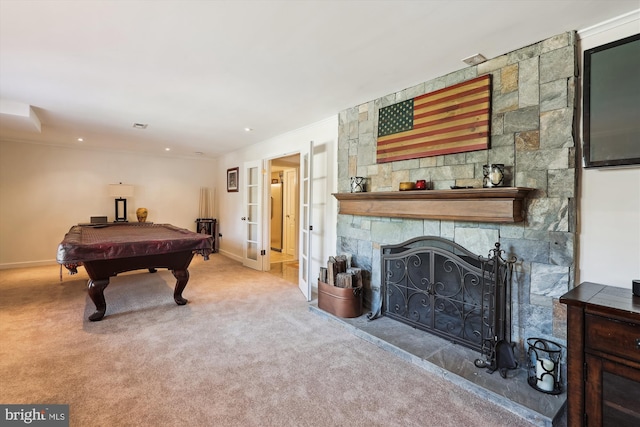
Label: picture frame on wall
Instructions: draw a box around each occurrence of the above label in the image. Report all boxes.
[227,167,239,192]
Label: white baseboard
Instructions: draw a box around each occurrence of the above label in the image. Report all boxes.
[0,260,57,270]
[217,249,243,263]
[0,251,245,270]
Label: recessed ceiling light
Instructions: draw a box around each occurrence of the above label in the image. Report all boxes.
[244,127,253,132]
[77,137,84,142]
[133,123,148,129]
[462,53,487,66]
[165,148,170,151]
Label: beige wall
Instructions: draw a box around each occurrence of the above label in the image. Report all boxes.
[577,14,640,288]
[0,114,338,288]
[0,141,216,267]
[215,116,338,284]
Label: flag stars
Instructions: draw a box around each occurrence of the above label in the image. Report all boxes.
[378,99,414,136]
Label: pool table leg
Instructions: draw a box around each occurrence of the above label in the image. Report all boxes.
[172,269,189,305]
[87,278,110,321]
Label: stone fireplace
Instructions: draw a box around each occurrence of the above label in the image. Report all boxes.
[335,31,578,360]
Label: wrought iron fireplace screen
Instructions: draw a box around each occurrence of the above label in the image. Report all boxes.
[381,236,513,362]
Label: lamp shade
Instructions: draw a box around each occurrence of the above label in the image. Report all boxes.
[198,187,214,218]
[108,184,134,198]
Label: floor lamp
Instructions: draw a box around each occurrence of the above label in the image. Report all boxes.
[108,183,134,222]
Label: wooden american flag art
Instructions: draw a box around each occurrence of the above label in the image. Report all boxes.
[376,75,491,163]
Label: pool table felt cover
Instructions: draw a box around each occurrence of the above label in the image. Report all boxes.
[56,223,213,265]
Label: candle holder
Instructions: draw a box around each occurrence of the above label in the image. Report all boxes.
[350,176,366,193]
[527,337,563,394]
[483,164,505,188]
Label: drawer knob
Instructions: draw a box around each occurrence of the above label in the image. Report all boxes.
[637,338,640,350]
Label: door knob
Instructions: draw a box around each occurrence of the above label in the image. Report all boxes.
[241,217,246,220]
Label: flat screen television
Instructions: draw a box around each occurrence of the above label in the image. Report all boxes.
[583,33,640,168]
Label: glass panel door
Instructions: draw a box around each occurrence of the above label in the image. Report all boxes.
[298,141,313,300]
[243,160,263,270]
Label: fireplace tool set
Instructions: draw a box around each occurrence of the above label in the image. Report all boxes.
[473,242,518,378]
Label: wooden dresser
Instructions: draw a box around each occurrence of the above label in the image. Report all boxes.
[560,282,640,426]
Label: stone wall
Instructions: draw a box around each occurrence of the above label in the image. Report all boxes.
[336,32,577,352]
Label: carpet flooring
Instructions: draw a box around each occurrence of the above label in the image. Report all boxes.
[0,254,535,426]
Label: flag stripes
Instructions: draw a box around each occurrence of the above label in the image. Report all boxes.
[377,75,491,163]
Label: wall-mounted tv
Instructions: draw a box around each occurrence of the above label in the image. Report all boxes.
[583,33,640,168]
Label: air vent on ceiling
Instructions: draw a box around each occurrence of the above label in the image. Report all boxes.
[132,123,148,129]
[462,53,487,66]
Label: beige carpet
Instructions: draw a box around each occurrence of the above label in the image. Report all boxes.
[0,254,535,426]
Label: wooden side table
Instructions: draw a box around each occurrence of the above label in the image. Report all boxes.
[560,282,640,426]
[196,218,218,253]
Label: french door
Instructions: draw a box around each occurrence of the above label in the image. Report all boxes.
[298,141,313,300]
[242,160,263,270]
[242,144,313,301]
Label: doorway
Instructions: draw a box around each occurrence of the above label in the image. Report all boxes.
[268,154,300,284]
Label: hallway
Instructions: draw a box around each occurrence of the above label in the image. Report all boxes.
[268,250,298,285]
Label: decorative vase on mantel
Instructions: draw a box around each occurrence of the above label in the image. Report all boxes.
[483,164,505,188]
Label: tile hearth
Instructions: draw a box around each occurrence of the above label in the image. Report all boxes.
[309,303,566,427]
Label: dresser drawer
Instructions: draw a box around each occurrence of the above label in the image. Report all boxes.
[585,313,640,363]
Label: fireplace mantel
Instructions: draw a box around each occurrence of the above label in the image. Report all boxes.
[332,187,534,223]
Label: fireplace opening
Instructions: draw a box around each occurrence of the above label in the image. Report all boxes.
[379,236,515,374]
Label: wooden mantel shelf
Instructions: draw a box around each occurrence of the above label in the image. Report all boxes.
[332,187,534,223]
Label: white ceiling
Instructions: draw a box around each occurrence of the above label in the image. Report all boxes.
[1,1,638,159]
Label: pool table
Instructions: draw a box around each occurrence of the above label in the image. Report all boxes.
[57,223,213,321]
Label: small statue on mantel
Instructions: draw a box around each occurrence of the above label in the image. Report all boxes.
[136,208,148,223]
